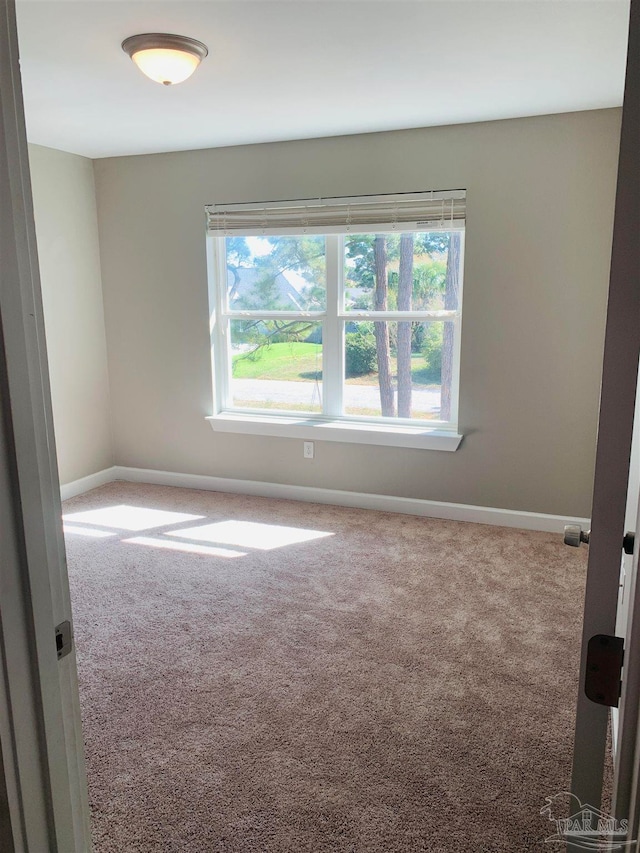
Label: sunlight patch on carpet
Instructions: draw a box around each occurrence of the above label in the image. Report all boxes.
[167,520,334,551]
[123,535,246,558]
[63,504,204,532]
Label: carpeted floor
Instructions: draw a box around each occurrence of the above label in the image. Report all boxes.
[64,481,588,852]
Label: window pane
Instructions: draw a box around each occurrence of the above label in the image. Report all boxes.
[344,231,461,312]
[229,319,323,413]
[344,320,456,421]
[226,235,326,312]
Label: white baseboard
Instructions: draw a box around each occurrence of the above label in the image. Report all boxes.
[60,466,119,501]
[61,464,590,534]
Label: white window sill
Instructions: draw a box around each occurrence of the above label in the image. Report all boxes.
[206,413,463,451]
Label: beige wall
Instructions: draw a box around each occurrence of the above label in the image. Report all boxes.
[94,110,620,517]
[29,144,113,485]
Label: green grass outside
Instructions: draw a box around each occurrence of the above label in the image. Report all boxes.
[232,341,439,387]
[232,342,322,380]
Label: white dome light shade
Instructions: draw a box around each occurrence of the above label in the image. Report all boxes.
[131,48,200,85]
[122,34,208,86]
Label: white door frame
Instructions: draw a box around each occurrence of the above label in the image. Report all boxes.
[0,0,91,850]
[570,0,640,821]
[613,494,640,841]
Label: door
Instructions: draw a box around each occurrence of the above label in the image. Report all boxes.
[0,0,91,849]
[569,0,640,835]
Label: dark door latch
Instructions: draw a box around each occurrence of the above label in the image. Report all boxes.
[55,621,73,660]
[585,634,624,707]
[623,532,635,555]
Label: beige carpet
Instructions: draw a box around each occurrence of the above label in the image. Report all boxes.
[64,481,588,852]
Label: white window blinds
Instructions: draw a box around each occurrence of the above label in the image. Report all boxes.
[206,189,466,236]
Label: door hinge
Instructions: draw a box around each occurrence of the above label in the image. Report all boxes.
[55,620,73,660]
[585,634,624,707]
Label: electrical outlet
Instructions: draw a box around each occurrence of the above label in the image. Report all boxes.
[303,441,314,460]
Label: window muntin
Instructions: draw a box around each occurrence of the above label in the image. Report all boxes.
[211,227,463,430]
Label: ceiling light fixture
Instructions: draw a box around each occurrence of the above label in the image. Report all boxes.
[121,33,208,86]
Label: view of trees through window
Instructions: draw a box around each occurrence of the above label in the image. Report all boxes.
[222,230,462,422]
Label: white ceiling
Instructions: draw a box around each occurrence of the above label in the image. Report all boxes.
[16,0,630,160]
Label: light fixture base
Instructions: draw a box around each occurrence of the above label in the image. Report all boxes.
[121,33,208,62]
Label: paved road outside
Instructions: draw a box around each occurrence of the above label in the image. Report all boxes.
[232,378,442,414]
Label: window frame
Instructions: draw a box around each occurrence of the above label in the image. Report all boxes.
[206,226,465,452]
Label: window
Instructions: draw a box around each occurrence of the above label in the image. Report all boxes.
[206,191,465,450]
